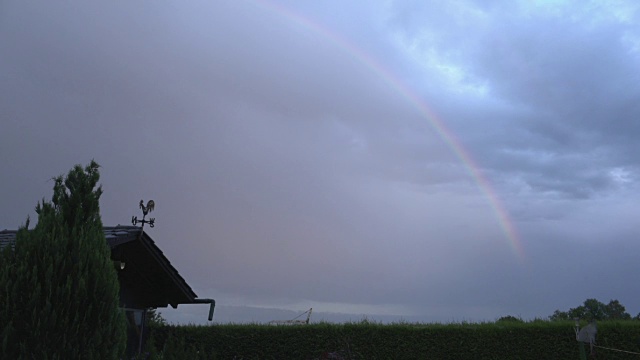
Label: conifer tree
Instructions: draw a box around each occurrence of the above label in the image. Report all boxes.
[0,161,126,359]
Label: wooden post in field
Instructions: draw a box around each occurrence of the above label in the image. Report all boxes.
[579,342,587,360]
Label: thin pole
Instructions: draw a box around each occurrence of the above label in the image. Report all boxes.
[579,342,587,360]
[137,309,147,355]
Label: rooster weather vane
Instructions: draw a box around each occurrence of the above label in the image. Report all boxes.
[132,199,155,229]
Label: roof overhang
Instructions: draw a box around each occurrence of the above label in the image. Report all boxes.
[1,226,201,309]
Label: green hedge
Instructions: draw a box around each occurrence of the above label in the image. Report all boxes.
[148,321,640,359]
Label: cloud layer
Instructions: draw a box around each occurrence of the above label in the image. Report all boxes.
[2,0,639,321]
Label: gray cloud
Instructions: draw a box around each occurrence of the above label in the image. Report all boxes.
[2,0,640,322]
[388,0,640,199]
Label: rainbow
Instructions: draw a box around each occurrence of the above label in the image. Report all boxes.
[252,0,525,262]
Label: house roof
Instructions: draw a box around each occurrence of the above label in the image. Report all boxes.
[0,225,199,309]
[0,230,17,251]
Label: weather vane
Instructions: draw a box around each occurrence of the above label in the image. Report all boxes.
[132,199,155,229]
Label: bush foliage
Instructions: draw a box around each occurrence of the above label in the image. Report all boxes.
[147,320,640,359]
[0,161,126,359]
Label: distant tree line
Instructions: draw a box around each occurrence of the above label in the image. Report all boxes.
[550,298,639,321]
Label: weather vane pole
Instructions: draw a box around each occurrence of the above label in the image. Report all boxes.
[132,199,155,229]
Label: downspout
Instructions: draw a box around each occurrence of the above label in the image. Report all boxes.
[192,299,216,321]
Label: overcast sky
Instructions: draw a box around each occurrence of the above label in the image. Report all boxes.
[2,0,639,323]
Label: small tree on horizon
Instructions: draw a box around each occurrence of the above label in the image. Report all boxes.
[0,161,126,359]
[549,298,632,321]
